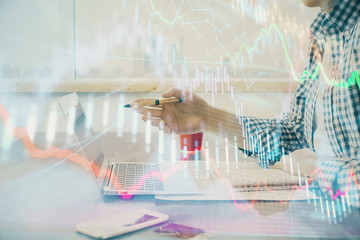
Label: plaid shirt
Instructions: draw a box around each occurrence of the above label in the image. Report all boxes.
[242,0,360,206]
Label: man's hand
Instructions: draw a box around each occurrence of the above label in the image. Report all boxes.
[133,88,210,134]
[272,148,319,177]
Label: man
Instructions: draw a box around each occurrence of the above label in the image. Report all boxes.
[135,0,360,206]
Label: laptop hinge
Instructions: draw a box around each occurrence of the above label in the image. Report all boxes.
[106,164,114,187]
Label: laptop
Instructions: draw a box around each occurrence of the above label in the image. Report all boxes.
[57,93,219,196]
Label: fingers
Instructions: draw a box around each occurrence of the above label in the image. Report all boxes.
[140,115,173,134]
[159,120,174,134]
[141,115,162,127]
[136,102,179,133]
[134,92,181,134]
[163,125,172,134]
[135,106,163,117]
[161,104,179,133]
[136,105,175,131]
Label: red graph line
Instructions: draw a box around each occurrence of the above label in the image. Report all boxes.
[0,104,182,200]
[0,104,89,169]
[1,103,359,208]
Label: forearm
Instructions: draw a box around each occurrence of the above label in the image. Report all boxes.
[206,109,305,164]
[204,107,245,148]
[202,103,305,165]
[332,160,360,208]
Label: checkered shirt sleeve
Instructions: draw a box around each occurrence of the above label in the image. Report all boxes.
[241,79,310,167]
[241,0,360,206]
[318,158,360,208]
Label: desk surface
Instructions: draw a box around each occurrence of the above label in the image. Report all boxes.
[1,132,359,240]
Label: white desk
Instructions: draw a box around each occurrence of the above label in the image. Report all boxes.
[1,131,360,240]
[0,91,359,239]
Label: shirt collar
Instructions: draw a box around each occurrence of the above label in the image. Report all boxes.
[310,0,360,37]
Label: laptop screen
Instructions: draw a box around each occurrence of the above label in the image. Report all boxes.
[58,93,109,191]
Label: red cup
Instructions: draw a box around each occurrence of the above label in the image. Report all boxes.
[180,132,203,151]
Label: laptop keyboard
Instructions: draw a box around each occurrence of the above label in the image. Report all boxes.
[109,163,164,192]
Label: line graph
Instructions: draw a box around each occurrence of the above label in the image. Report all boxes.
[1,103,359,211]
[74,0,358,91]
[71,0,303,86]
[0,104,87,169]
[148,0,358,89]
[148,0,298,75]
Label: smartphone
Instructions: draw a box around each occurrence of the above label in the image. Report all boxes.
[75,209,169,239]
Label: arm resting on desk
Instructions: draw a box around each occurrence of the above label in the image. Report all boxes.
[317,158,360,208]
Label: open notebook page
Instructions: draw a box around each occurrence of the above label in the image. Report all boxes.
[208,161,310,190]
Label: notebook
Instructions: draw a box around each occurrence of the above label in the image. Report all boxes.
[210,161,310,190]
[182,160,311,192]
[155,160,316,201]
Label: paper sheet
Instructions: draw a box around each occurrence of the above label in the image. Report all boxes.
[207,161,310,187]
[155,189,318,201]
[156,161,318,201]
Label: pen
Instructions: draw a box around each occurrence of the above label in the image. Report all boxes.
[123,97,182,108]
